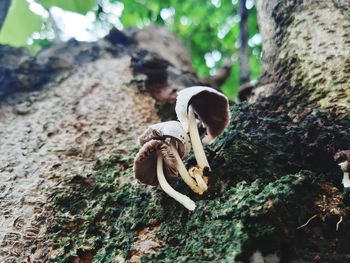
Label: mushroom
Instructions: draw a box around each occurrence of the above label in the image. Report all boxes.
[137,121,204,195]
[335,151,350,188]
[134,140,196,210]
[175,86,230,185]
[134,121,208,210]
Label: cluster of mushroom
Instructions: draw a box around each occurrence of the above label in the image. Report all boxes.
[133,86,230,210]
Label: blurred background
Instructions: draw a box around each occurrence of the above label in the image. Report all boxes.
[0,0,262,99]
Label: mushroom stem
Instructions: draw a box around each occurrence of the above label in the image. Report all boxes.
[339,161,350,188]
[169,144,204,195]
[342,172,350,188]
[189,167,208,191]
[156,155,196,211]
[188,106,210,170]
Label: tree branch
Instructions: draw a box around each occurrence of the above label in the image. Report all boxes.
[198,58,232,90]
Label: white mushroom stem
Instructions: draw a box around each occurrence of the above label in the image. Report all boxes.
[188,105,210,170]
[342,172,350,188]
[170,144,204,195]
[189,167,208,191]
[157,155,196,211]
[339,161,350,188]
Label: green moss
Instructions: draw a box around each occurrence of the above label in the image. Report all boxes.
[142,171,317,262]
[48,157,318,262]
[48,149,163,262]
[209,104,350,188]
[48,104,350,262]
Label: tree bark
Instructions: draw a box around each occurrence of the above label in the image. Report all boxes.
[0,27,197,262]
[254,0,350,120]
[0,1,349,262]
[239,0,251,85]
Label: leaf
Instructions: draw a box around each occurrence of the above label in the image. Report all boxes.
[38,0,98,14]
[0,0,41,47]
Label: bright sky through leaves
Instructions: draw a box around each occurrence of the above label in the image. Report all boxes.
[0,0,262,99]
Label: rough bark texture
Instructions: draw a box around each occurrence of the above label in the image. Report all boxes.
[1,1,350,262]
[254,0,350,119]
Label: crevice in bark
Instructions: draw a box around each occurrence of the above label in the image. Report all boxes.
[130,48,199,120]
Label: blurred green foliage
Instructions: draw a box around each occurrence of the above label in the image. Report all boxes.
[0,0,41,47]
[117,0,261,98]
[0,0,262,98]
[38,0,97,14]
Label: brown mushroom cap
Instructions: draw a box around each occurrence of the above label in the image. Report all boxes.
[133,139,178,186]
[138,127,162,146]
[190,90,230,139]
[138,121,191,158]
[175,86,230,142]
[334,150,350,172]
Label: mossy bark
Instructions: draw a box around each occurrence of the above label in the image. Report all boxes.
[1,1,350,262]
[48,1,350,262]
[255,0,350,119]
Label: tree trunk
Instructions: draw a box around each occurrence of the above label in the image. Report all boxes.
[0,27,197,262]
[0,1,349,262]
[239,0,250,85]
[254,0,350,120]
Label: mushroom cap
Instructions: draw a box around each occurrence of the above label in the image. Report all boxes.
[175,86,230,143]
[339,161,349,172]
[133,139,179,186]
[334,150,350,172]
[138,121,191,158]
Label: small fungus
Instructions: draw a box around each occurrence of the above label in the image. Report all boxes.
[339,160,350,187]
[134,121,204,210]
[175,86,230,189]
[137,121,203,195]
[334,151,350,188]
